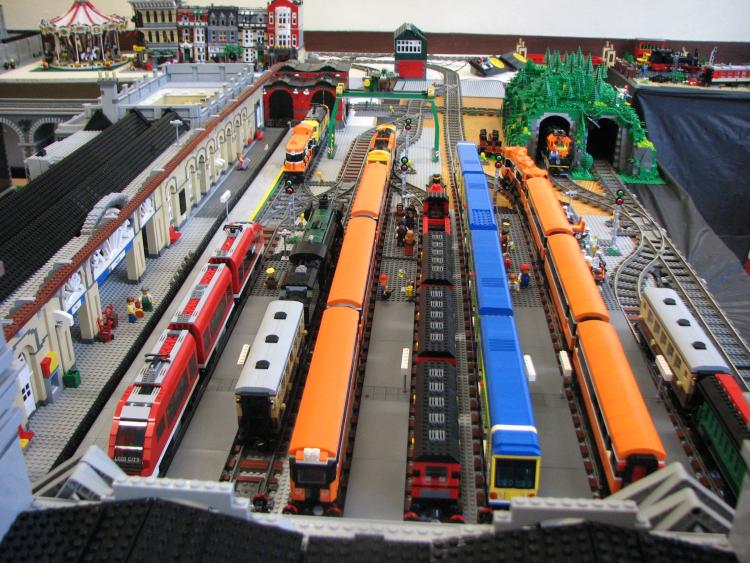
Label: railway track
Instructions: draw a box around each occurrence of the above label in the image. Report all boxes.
[547,164,746,497]
[547,166,750,390]
[589,161,750,390]
[429,63,484,522]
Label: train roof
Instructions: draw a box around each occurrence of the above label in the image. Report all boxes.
[351,162,389,220]
[421,230,454,285]
[480,316,540,456]
[526,179,573,237]
[286,122,316,152]
[234,301,304,396]
[546,234,609,323]
[211,222,261,261]
[413,361,460,462]
[471,229,512,317]
[170,263,231,325]
[456,142,484,175]
[465,175,496,231]
[642,287,729,374]
[576,320,665,461]
[327,217,377,309]
[304,103,328,121]
[289,307,361,462]
[417,286,456,359]
[119,330,196,422]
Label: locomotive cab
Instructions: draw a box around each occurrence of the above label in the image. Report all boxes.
[112,420,148,474]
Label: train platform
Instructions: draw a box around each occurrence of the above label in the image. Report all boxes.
[344,189,418,520]
[168,296,276,480]
[498,206,592,497]
[47,128,290,482]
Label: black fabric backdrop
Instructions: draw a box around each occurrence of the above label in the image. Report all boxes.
[631,87,750,343]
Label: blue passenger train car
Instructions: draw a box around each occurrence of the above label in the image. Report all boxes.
[480,316,541,507]
[471,230,512,316]
[457,140,541,509]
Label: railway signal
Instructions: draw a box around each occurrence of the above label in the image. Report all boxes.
[615,188,625,205]
[405,118,412,131]
[400,156,409,173]
[285,179,295,194]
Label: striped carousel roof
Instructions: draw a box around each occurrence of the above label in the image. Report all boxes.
[42,0,126,30]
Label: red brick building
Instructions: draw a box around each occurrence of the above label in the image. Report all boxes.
[264,62,349,125]
[266,0,303,62]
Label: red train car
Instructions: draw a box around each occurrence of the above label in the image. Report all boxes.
[109,330,200,476]
[209,222,264,297]
[169,263,234,367]
[423,177,451,234]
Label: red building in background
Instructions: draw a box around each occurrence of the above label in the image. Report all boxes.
[263,62,349,126]
[394,23,427,79]
[266,0,303,63]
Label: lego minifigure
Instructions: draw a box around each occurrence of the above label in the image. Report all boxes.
[404,205,417,230]
[265,267,278,290]
[126,297,138,323]
[395,202,405,220]
[520,263,531,289]
[404,279,416,302]
[396,221,407,247]
[378,273,389,300]
[403,229,416,257]
[504,253,513,272]
[140,288,153,312]
[509,272,520,293]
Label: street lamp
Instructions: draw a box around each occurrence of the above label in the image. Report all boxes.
[170,119,183,145]
[220,190,231,221]
[280,228,291,260]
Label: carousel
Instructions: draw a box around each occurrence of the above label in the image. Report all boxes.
[39,0,128,70]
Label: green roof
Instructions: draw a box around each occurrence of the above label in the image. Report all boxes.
[394,22,426,42]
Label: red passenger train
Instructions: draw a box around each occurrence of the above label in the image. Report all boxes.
[209,222,264,297]
[169,263,235,367]
[108,222,264,476]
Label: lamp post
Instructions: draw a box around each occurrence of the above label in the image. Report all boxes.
[220,190,231,221]
[170,119,183,145]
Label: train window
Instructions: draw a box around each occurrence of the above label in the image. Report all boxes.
[286,152,306,163]
[156,418,166,440]
[265,334,279,343]
[677,318,691,327]
[494,459,536,489]
[663,297,677,306]
[167,372,189,424]
[115,421,147,449]
[274,312,288,320]
[255,360,270,369]
[674,356,682,372]
[203,329,212,355]
[425,466,448,478]
[666,343,674,357]
[296,467,327,485]
[505,159,512,168]
[692,341,707,350]
[659,332,667,346]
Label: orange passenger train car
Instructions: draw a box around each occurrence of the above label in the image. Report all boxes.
[573,320,667,492]
[544,233,610,349]
[288,307,361,507]
[525,178,573,257]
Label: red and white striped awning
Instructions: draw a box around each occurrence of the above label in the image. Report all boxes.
[41,0,126,32]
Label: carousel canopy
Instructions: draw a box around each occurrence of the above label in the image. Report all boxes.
[41,0,126,33]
